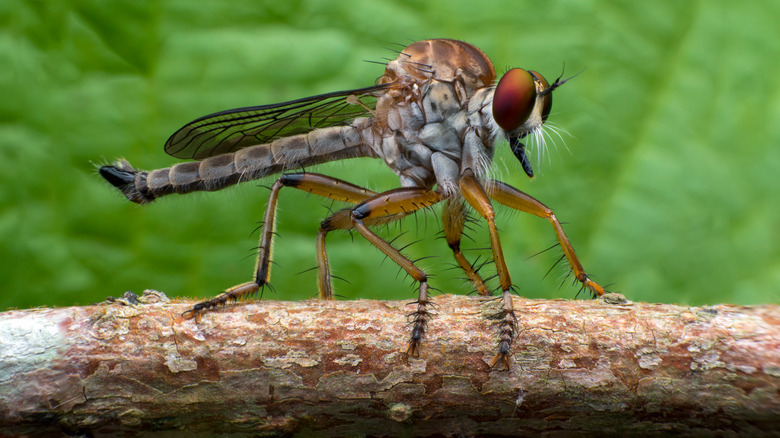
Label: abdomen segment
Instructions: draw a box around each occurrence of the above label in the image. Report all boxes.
[100,125,375,204]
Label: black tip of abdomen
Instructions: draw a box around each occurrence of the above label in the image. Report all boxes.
[99,161,154,204]
[99,165,135,189]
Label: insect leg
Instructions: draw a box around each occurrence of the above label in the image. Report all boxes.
[183,172,377,321]
[181,176,286,322]
[459,170,512,290]
[317,207,412,298]
[321,188,443,357]
[441,199,491,295]
[484,179,607,297]
[458,168,516,370]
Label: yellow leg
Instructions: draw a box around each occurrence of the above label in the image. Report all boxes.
[484,179,606,297]
[458,169,516,369]
[441,199,492,295]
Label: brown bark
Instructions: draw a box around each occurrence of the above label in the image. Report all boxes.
[0,290,778,437]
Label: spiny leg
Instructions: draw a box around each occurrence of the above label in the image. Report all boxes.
[183,172,378,321]
[321,187,443,356]
[181,176,285,322]
[316,208,409,299]
[459,168,517,370]
[441,199,491,295]
[310,179,416,299]
[278,174,379,299]
[484,179,607,297]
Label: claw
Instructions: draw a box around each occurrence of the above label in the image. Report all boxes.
[406,338,422,358]
[488,351,511,371]
[583,277,607,297]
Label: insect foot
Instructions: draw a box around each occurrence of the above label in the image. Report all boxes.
[579,274,608,298]
[181,281,260,323]
[488,290,518,370]
[405,281,433,358]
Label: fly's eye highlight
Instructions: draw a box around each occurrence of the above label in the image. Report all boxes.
[529,70,552,122]
[492,68,536,132]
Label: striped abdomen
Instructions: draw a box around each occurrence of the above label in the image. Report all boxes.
[100,123,376,204]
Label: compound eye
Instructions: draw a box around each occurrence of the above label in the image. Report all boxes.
[529,70,552,122]
[492,68,536,132]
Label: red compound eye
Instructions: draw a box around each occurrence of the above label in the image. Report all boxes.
[492,68,536,132]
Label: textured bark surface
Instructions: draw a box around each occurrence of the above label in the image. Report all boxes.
[1,290,778,437]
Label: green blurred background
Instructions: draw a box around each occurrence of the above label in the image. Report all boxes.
[2,0,778,310]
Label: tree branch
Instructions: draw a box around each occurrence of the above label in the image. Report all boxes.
[1,291,778,436]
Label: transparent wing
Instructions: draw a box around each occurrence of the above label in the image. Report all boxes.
[164,83,392,159]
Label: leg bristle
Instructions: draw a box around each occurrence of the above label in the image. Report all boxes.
[182,282,261,322]
[405,282,432,358]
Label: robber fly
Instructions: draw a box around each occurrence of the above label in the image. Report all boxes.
[99,39,607,369]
